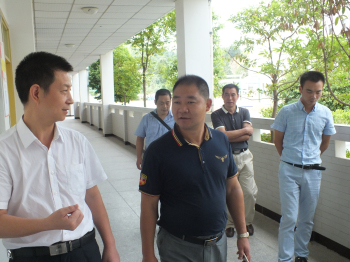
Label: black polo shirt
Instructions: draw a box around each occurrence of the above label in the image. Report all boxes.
[139,124,238,236]
[211,105,252,150]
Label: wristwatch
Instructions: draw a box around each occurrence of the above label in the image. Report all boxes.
[237,232,249,238]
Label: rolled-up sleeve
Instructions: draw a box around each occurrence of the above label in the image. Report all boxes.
[0,159,11,209]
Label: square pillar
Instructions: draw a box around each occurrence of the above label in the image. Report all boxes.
[79,69,88,122]
[100,50,114,135]
[175,0,213,99]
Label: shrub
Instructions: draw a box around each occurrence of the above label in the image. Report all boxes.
[332,109,350,125]
[261,133,271,143]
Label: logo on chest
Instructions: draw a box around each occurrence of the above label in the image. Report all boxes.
[215,155,227,162]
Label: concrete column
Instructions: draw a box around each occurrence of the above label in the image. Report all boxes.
[72,73,80,119]
[79,69,88,122]
[100,50,114,136]
[175,0,213,99]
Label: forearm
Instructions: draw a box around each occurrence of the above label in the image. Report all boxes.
[0,213,49,238]
[140,195,158,259]
[274,130,284,156]
[86,187,116,248]
[223,129,250,143]
[226,180,246,234]
[320,135,331,155]
[275,142,283,156]
[136,137,145,159]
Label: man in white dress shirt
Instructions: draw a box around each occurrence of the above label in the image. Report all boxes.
[0,52,120,262]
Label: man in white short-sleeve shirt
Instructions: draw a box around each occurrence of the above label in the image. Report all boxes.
[0,52,120,262]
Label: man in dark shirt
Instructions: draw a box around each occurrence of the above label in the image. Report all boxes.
[211,84,258,238]
[139,76,251,262]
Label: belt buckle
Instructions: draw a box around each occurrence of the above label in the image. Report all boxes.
[7,250,13,259]
[49,243,68,256]
[302,165,311,169]
[204,236,218,246]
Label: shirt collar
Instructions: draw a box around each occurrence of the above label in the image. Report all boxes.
[171,123,212,147]
[17,117,63,149]
[297,98,318,112]
[221,105,239,114]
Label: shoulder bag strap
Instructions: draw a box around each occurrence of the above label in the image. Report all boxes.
[150,112,171,131]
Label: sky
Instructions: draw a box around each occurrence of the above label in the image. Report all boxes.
[211,0,265,47]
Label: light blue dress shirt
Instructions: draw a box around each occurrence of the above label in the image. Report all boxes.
[271,99,336,165]
[135,109,175,149]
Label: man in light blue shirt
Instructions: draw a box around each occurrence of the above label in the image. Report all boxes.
[135,89,175,170]
[271,71,336,262]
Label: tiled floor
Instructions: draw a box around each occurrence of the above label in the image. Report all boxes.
[1,117,349,262]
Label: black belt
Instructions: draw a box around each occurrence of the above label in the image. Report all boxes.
[170,230,224,246]
[232,148,248,154]
[9,229,95,258]
[283,161,326,171]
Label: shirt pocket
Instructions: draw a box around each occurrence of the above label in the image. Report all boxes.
[65,164,86,195]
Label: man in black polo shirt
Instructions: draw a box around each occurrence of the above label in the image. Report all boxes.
[211,84,258,238]
[139,75,250,262]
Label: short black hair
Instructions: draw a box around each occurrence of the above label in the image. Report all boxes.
[300,71,325,88]
[173,75,209,99]
[155,89,171,102]
[222,84,239,95]
[15,51,73,105]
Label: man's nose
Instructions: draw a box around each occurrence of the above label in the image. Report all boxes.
[178,105,188,113]
[67,91,74,104]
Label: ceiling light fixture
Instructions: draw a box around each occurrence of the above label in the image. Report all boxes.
[81,7,98,15]
[65,44,75,48]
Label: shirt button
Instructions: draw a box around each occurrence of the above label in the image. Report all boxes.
[50,171,55,175]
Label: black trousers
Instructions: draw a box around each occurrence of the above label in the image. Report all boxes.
[9,239,102,262]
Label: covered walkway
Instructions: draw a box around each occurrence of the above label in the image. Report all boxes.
[1,117,347,262]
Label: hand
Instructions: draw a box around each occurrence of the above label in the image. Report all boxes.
[102,245,120,262]
[244,125,253,136]
[136,157,142,170]
[142,256,158,262]
[236,237,251,261]
[46,204,84,231]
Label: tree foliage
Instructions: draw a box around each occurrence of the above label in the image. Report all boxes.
[127,10,176,107]
[88,59,101,100]
[229,0,313,123]
[87,45,141,104]
[302,0,350,107]
[113,46,142,104]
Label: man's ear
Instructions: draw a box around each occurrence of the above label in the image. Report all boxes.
[29,84,41,105]
[298,86,303,93]
[206,98,213,112]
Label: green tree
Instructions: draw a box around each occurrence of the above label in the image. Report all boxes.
[304,0,350,107]
[88,60,102,100]
[229,0,313,121]
[113,45,142,104]
[148,51,178,93]
[127,10,176,107]
[87,45,141,104]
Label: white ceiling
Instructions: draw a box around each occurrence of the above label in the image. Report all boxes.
[33,0,175,72]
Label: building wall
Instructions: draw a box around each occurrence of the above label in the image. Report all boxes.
[0,0,35,124]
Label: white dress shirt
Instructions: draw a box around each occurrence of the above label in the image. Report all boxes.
[0,118,107,249]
